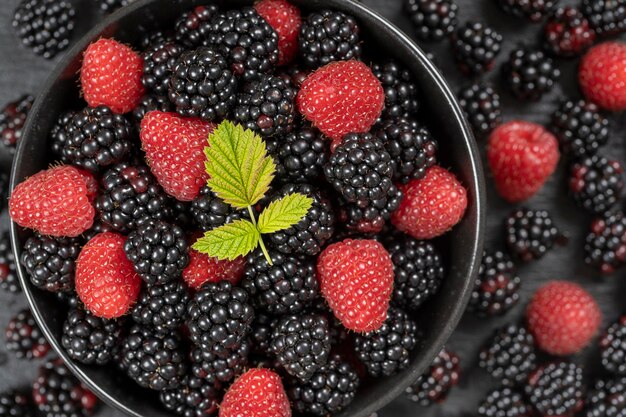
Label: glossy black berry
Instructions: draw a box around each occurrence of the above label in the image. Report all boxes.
[190,186,248,232]
[479,324,537,386]
[339,186,403,234]
[478,387,531,417]
[159,375,219,417]
[551,99,610,158]
[585,378,626,417]
[174,5,220,48]
[468,250,521,317]
[505,208,566,262]
[5,309,50,360]
[0,94,34,151]
[525,361,584,417]
[131,280,190,332]
[0,234,18,293]
[404,0,459,41]
[582,0,626,37]
[405,348,461,405]
[495,0,558,22]
[132,94,174,127]
[61,308,123,365]
[191,340,250,386]
[600,316,626,376]
[142,41,185,95]
[544,7,596,57]
[585,211,626,275]
[570,156,624,215]
[458,83,502,137]
[267,126,329,184]
[372,61,419,120]
[502,47,560,101]
[0,390,32,417]
[451,21,503,75]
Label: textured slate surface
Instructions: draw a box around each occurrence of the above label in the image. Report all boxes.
[0,0,624,416]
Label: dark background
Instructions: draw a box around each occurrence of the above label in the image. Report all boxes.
[0,0,625,416]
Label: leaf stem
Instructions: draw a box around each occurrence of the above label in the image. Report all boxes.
[247,205,273,266]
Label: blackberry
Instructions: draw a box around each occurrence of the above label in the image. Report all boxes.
[121,325,187,391]
[375,118,437,184]
[131,280,190,332]
[582,0,626,37]
[190,186,248,232]
[20,233,81,293]
[477,387,531,417]
[279,65,309,88]
[544,7,596,57]
[495,0,558,22]
[586,378,626,417]
[206,8,279,81]
[502,47,560,101]
[97,0,136,13]
[174,5,220,48]
[5,309,50,360]
[61,308,123,365]
[479,324,537,386]
[458,83,502,137]
[288,355,360,416]
[191,340,250,386]
[49,110,75,158]
[600,316,626,375]
[0,233,20,293]
[405,348,461,405]
[525,361,584,417]
[56,291,81,309]
[404,0,459,41]
[12,0,75,59]
[267,126,328,184]
[354,307,418,377]
[372,61,419,120]
[250,313,275,357]
[339,187,403,234]
[187,280,254,354]
[267,184,335,256]
[505,208,566,262]
[140,29,175,50]
[271,313,331,381]
[142,41,185,96]
[0,95,34,150]
[468,250,521,317]
[124,220,189,285]
[585,211,626,274]
[551,100,610,158]
[570,156,624,215]
[298,10,361,69]
[0,390,32,417]
[451,22,503,75]
[160,375,220,417]
[131,94,174,127]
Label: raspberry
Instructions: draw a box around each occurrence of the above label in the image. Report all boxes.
[479,324,537,386]
[495,0,557,22]
[191,341,250,386]
[80,38,145,114]
[505,208,567,262]
[544,7,596,57]
[527,281,602,355]
[372,61,419,120]
[255,0,301,66]
[183,246,246,289]
[0,94,34,150]
[478,387,531,417]
[0,234,19,293]
[582,0,626,37]
[451,21,503,75]
[61,307,123,365]
[458,83,502,138]
[600,316,626,376]
[404,0,459,41]
[502,47,560,101]
[219,369,291,417]
[405,348,460,405]
[525,361,584,417]
[131,280,190,332]
[5,309,50,360]
[160,375,219,417]
[585,211,626,274]
[173,5,220,47]
[468,250,521,317]
[0,390,32,417]
[585,378,626,417]
[579,42,626,111]
[487,121,560,202]
[141,41,185,96]
[570,155,624,214]
[551,99,610,158]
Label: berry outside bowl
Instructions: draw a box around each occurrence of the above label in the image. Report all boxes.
[10,0,486,416]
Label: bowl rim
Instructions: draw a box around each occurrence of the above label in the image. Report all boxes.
[10,0,486,416]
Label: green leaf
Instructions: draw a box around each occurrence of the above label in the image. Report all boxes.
[192,219,260,261]
[205,121,275,208]
[257,193,314,234]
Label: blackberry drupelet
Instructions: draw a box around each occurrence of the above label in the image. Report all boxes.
[585,211,626,274]
[600,316,626,375]
[582,0,626,37]
[0,95,34,150]
[271,313,331,381]
[174,5,220,48]
[570,156,624,215]
[20,233,81,293]
[288,355,360,416]
[5,309,50,360]
[142,41,185,95]
[477,387,531,417]
[12,0,75,59]
[495,0,557,22]
[61,308,123,365]
[502,47,560,101]
[405,348,460,405]
[505,208,566,262]
[585,378,626,417]
[250,313,275,357]
[404,0,459,41]
[354,307,418,378]
[233,74,296,137]
[140,29,175,50]
[298,10,361,69]
[124,220,189,285]
[97,0,136,13]
[121,325,187,391]
[191,340,250,386]
[159,375,220,417]
[551,99,610,158]
[544,7,596,57]
[468,250,521,317]
[190,186,248,232]
[267,183,335,256]
[458,83,502,137]
[0,390,32,417]
[267,126,328,184]
[168,46,238,122]
[131,280,190,332]
[0,234,19,293]
[339,186,403,234]
[49,110,75,158]
[56,291,81,309]
[372,61,419,120]
[451,21,503,75]
[479,324,537,386]
[525,361,584,417]
[131,94,174,127]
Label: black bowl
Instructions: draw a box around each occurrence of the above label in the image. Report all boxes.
[10,0,485,416]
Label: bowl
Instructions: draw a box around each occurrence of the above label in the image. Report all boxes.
[10,0,485,416]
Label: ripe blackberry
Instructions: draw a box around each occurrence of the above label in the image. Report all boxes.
[600,316,626,375]
[131,280,190,332]
[585,211,626,274]
[477,387,531,417]
[495,0,557,22]
[404,0,459,41]
[405,348,461,405]
[250,313,274,357]
[339,187,403,234]
[0,94,34,150]
[140,29,174,50]
[479,324,537,386]
[298,10,361,69]
[168,46,237,122]
[505,208,566,262]
[468,250,521,317]
[458,83,502,137]
[0,233,20,293]
[121,325,187,391]
[191,340,250,386]
[131,94,174,127]
[97,0,136,13]
[187,280,254,355]
[375,118,438,184]
[451,22,503,75]
[0,390,32,417]
[544,7,596,57]
[585,378,626,417]
[174,5,220,48]
[582,0,626,37]
[502,47,560,101]
[267,184,335,256]
[160,375,219,417]
[49,110,74,158]
[551,99,610,158]
[570,156,624,215]
[372,61,419,120]
[288,355,360,416]
[267,126,328,184]
[61,308,123,365]
[355,307,418,377]
[525,361,584,417]
[5,309,50,360]
[124,220,189,285]
[12,0,76,59]
[190,186,248,232]
[271,313,331,381]
[20,233,81,293]
[56,291,81,309]
[233,74,296,137]
[142,41,185,96]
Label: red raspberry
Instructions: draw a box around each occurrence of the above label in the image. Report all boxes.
[487,121,559,202]
[9,165,95,237]
[219,368,291,417]
[527,281,602,356]
[297,60,384,142]
[391,166,468,240]
[317,239,394,333]
[75,232,142,319]
[579,42,626,111]
[255,0,301,66]
[183,247,246,290]
[80,38,145,114]
[140,111,215,202]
